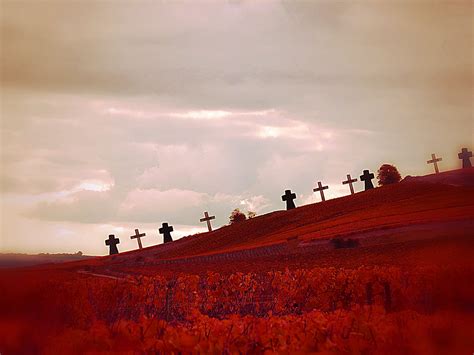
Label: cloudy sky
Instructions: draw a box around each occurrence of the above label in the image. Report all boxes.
[1,1,472,255]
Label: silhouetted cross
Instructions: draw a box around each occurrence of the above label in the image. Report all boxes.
[427,153,442,174]
[105,234,120,255]
[159,222,174,243]
[281,189,297,210]
[313,181,329,202]
[200,211,216,232]
[342,174,358,195]
[360,170,375,190]
[458,148,472,168]
[130,228,146,249]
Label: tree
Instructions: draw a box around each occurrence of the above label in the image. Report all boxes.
[247,211,257,219]
[229,208,247,224]
[377,164,401,186]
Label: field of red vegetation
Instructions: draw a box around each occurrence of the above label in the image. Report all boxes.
[1,169,473,354]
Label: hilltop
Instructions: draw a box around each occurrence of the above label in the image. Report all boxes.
[30,168,474,277]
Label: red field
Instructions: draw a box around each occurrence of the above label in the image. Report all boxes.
[1,169,473,354]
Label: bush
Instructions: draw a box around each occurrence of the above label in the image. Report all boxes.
[229,209,247,224]
[377,164,401,186]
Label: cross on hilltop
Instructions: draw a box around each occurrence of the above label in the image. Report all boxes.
[427,153,442,174]
[105,234,120,255]
[130,228,146,249]
[342,174,357,195]
[159,222,174,243]
[200,211,216,232]
[281,189,296,210]
[313,181,329,202]
[360,170,375,190]
[458,148,472,168]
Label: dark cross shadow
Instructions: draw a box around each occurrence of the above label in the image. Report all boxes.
[159,223,174,243]
[360,170,375,190]
[281,189,296,210]
[105,234,120,255]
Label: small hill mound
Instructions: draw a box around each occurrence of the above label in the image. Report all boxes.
[402,168,474,186]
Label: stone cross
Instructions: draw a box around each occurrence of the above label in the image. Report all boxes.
[159,222,174,243]
[427,153,442,174]
[458,148,472,168]
[342,174,357,195]
[200,211,216,232]
[281,189,297,210]
[313,181,329,202]
[360,170,375,190]
[105,234,120,255]
[130,228,146,249]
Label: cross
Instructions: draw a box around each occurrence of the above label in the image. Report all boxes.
[427,153,442,174]
[342,174,358,195]
[458,148,472,169]
[313,181,329,202]
[281,189,297,210]
[105,234,120,255]
[159,222,174,243]
[130,228,146,249]
[360,170,375,190]
[200,211,216,232]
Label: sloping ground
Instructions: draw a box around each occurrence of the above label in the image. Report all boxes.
[45,168,474,275]
[403,168,474,186]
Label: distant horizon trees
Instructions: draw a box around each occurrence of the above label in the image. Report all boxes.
[377,164,402,186]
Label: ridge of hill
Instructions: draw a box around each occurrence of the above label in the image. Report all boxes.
[46,168,474,275]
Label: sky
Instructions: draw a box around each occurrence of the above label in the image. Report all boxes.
[1,0,472,255]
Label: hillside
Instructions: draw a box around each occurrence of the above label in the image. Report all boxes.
[33,168,474,277]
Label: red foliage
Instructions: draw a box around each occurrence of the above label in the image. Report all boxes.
[1,264,473,353]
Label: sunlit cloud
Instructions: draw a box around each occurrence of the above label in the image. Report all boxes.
[256,123,313,140]
[105,107,158,119]
[239,195,271,212]
[76,181,113,192]
[171,110,233,120]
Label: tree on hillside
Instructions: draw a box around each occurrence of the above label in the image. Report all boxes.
[229,208,247,224]
[377,164,401,186]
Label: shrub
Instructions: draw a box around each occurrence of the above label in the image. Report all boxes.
[229,208,247,224]
[377,164,401,186]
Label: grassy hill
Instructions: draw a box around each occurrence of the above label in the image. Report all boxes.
[35,168,474,277]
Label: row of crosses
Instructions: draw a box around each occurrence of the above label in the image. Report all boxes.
[105,212,216,255]
[105,222,176,255]
[106,147,472,255]
[427,148,472,174]
[281,169,374,210]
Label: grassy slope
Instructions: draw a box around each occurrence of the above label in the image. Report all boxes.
[21,168,470,277]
